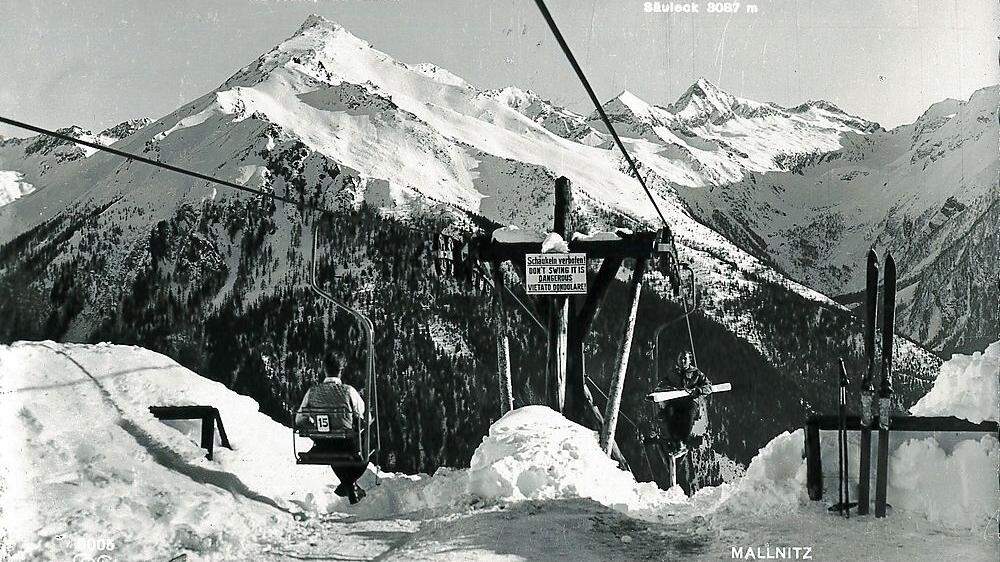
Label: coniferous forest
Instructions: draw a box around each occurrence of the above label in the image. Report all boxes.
[0,189,938,490]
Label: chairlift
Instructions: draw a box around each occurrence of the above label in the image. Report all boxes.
[651,263,700,382]
[653,228,701,373]
[291,220,381,473]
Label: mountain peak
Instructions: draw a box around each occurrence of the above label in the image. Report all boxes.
[673,78,736,110]
[99,118,152,141]
[791,99,847,114]
[668,78,745,125]
[604,89,656,115]
[297,14,344,34]
[692,77,724,96]
[287,14,365,49]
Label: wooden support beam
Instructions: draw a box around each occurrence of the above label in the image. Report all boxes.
[548,304,568,412]
[201,413,216,461]
[808,414,999,433]
[214,411,231,450]
[565,256,622,426]
[547,177,573,413]
[574,257,624,333]
[491,261,515,414]
[600,258,647,454]
[149,405,232,461]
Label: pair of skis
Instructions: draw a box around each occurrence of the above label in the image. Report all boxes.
[857,249,896,518]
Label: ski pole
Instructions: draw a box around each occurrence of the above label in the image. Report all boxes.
[839,359,851,518]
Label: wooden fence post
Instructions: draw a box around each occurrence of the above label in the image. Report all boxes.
[805,417,823,501]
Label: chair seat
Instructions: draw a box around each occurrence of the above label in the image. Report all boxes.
[296,449,364,467]
[298,429,355,439]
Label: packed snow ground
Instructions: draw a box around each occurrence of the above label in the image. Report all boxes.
[1,341,996,560]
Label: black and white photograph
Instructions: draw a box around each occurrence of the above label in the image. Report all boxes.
[0,1,997,560]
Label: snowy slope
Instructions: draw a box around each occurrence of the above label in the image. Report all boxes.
[2,342,995,561]
[0,341,332,560]
[0,171,34,207]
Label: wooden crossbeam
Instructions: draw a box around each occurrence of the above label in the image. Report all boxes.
[478,233,659,262]
[149,405,233,460]
[808,415,998,433]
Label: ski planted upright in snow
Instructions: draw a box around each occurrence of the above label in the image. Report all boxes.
[874,252,896,518]
[857,248,879,515]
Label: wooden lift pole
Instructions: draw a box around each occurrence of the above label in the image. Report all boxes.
[600,257,648,454]
[491,259,515,414]
[548,177,573,412]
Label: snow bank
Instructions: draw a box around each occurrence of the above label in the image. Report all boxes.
[713,430,808,514]
[353,406,691,521]
[911,340,999,423]
[467,406,666,509]
[889,435,999,528]
[0,341,342,561]
[492,225,544,243]
[540,232,569,253]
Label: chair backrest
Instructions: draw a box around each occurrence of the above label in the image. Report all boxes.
[302,382,356,430]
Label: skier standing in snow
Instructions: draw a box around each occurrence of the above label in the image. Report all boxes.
[654,350,712,457]
[296,358,369,504]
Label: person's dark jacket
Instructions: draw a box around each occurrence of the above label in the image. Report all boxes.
[657,365,713,397]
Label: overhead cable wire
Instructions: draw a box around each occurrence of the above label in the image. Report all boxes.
[0,115,319,212]
[531,0,669,227]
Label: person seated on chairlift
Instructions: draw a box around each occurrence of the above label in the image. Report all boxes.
[296,359,369,504]
[654,350,712,457]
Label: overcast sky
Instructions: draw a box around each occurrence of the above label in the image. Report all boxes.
[1,0,996,137]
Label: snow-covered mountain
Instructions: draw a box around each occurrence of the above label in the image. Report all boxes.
[0,16,942,481]
[662,86,998,355]
[0,118,151,208]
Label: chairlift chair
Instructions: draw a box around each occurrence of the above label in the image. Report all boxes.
[292,220,381,473]
[293,407,373,468]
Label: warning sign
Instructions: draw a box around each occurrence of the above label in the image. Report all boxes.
[525,253,588,295]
